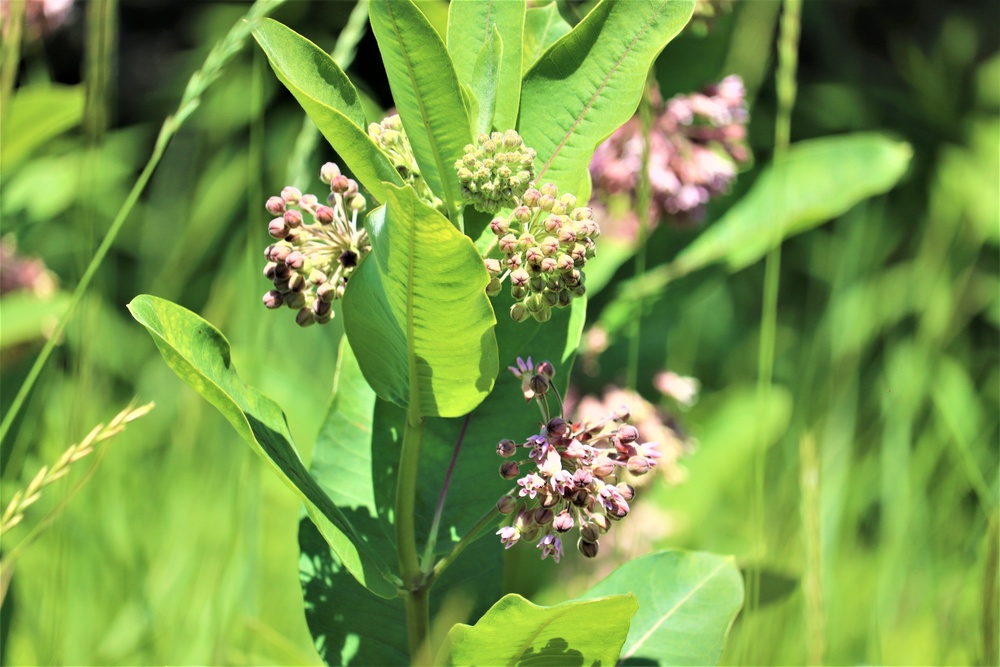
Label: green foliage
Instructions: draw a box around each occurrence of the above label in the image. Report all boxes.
[127,295,398,599]
[342,184,498,419]
[0,84,84,172]
[439,593,638,666]
[521,3,571,75]
[369,0,471,221]
[581,550,744,665]
[252,19,403,203]
[466,26,502,137]
[519,0,695,197]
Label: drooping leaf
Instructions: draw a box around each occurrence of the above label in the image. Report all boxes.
[252,19,403,203]
[369,0,471,221]
[581,550,744,665]
[521,2,571,75]
[310,337,395,566]
[127,295,397,599]
[519,0,695,196]
[439,593,638,666]
[468,27,503,136]
[672,133,914,275]
[342,184,498,419]
[598,134,914,336]
[447,0,525,130]
[1,84,85,172]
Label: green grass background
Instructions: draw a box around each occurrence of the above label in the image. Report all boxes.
[1,0,996,664]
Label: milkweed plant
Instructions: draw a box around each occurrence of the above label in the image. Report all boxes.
[128,1,747,664]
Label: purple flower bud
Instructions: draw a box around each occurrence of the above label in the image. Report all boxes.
[497,439,517,457]
[265,196,286,215]
[627,456,651,475]
[617,424,639,443]
[285,251,306,270]
[499,234,519,254]
[577,537,599,558]
[497,525,520,549]
[529,374,549,397]
[553,510,574,533]
[331,175,350,194]
[295,308,316,327]
[490,217,510,235]
[592,456,615,478]
[534,507,554,525]
[500,460,520,480]
[268,218,288,239]
[262,290,284,309]
[510,268,530,288]
[616,483,635,501]
[314,205,335,225]
[580,523,600,543]
[281,186,301,204]
[497,495,516,515]
[284,209,303,228]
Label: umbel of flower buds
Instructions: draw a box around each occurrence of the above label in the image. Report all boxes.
[484,182,599,323]
[368,114,443,211]
[493,359,659,563]
[261,162,370,327]
[456,130,536,213]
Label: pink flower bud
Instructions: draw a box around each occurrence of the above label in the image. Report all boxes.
[265,196,285,215]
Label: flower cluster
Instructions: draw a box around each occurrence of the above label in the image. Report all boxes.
[494,359,659,562]
[589,76,749,227]
[261,163,369,327]
[484,183,600,323]
[368,114,442,210]
[456,130,536,213]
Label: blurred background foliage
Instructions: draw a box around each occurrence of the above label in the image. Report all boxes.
[0,0,996,665]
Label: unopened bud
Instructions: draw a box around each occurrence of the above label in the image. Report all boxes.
[529,374,549,396]
[533,507,554,525]
[497,495,516,514]
[553,510,574,533]
[616,483,635,501]
[486,277,502,296]
[314,206,335,224]
[580,523,600,543]
[281,186,301,204]
[500,460,520,480]
[331,175,350,194]
[295,308,316,327]
[510,302,529,322]
[627,456,651,476]
[284,209,303,228]
[496,439,517,457]
[577,537,599,558]
[262,290,283,309]
[320,162,341,183]
[617,424,639,443]
[266,196,285,215]
[268,218,288,239]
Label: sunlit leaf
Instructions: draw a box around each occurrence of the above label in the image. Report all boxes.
[369,0,471,220]
[342,184,498,419]
[468,27,502,136]
[519,0,694,196]
[1,84,85,172]
[439,593,637,666]
[252,19,403,202]
[521,2,571,75]
[127,295,397,599]
[581,550,744,665]
[448,0,525,130]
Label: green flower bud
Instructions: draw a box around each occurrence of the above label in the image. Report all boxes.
[532,306,552,322]
[525,293,544,313]
[511,284,528,300]
[557,290,573,308]
[486,277,502,296]
[510,302,529,322]
[577,537,599,558]
[295,308,315,327]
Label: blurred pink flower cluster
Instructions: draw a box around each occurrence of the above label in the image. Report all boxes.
[0,240,56,297]
[589,75,749,231]
[1,0,74,39]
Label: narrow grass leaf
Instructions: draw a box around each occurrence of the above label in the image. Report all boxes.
[127,295,398,599]
[342,184,498,419]
[252,19,403,202]
[519,0,695,196]
[581,550,744,665]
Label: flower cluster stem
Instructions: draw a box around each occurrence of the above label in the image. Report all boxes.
[427,502,506,589]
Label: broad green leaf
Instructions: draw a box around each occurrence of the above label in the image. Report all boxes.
[310,337,395,566]
[252,19,403,203]
[300,515,502,666]
[519,0,695,196]
[468,27,502,136]
[672,133,914,275]
[440,593,638,666]
[521,3,571,75]
[0,84,84,172]
[342,184,498,418]
[127,295,397,599]
[581,550,744,665]
[447,0,525,130]
[369,0,471,221]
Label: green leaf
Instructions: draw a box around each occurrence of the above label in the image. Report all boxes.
[672,133,914,275]
[521,3,571,75]
[468,26,503,136]
[127,295,397,599]
[440,593,638,666]
[519,0,694,196]
[0,84,85,173]
[581,550,744,665]
[447,0,525,130]
[342,184,498,419]
[0,292,71,350]
[311,336,396,566]
[369,0,471,221]
[252,19,403,203]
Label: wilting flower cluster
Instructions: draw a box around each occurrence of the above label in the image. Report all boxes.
[261,163,369,327]
[368,114,442,210]
[456,130,536,213]
[484,183,600,323]
[494,359,659,562]
[589,76,749,226]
